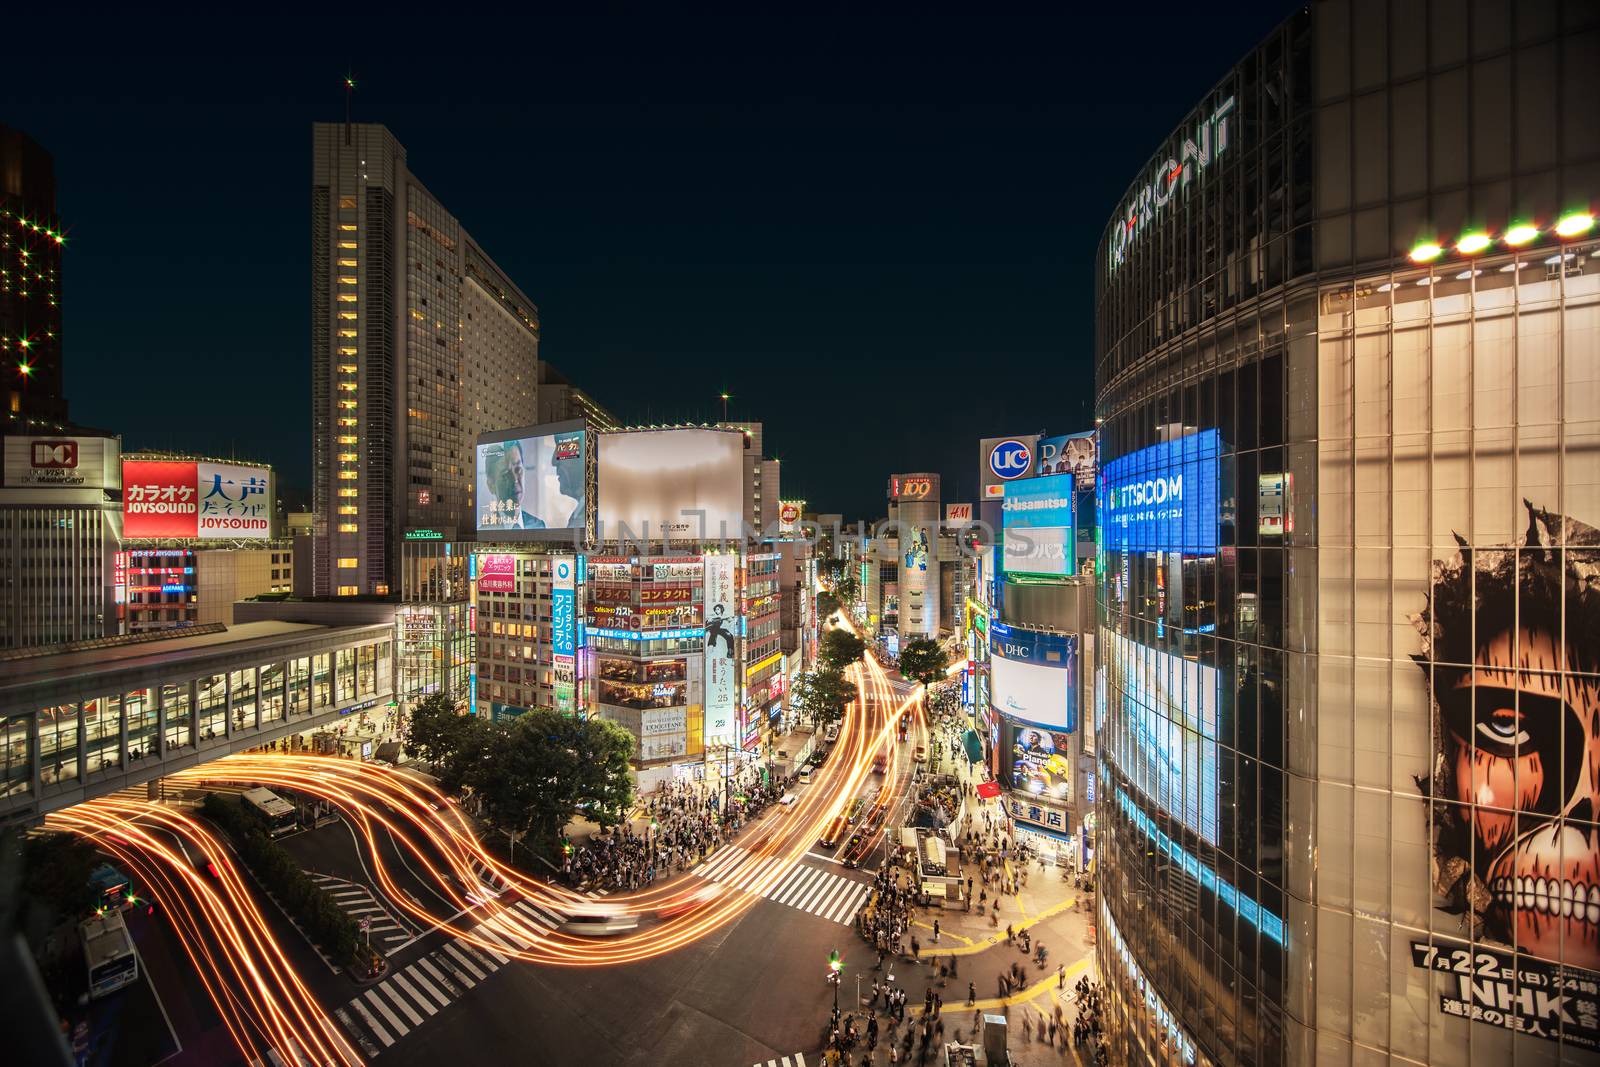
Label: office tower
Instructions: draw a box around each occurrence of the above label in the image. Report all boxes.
[1093,5,1599,1065]
[0,124,69,428]
[311,122,540,597]
[538,362,620,431]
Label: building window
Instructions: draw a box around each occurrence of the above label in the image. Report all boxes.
[336,585,358,597]
[337,435,358,445]
[338,471,358,480]
[338,488,359,498]
[337,558,358,568]
[337,294,357,303]
[338,524,358,533]
[338,452,357,462]
[338,505,358,515]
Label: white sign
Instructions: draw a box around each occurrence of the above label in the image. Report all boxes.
[1106,96,1237,275]
[703,554,737,746]
[991,657,1072,730]
[3,435,120,490]
[641,707,687,737]
[597,428,744,542]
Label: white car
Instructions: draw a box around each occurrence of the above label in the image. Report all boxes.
[823,724,840,743]
[560,909,640,937]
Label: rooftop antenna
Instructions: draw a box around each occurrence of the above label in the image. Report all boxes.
[720,392,731,422]
[343,70,356,144]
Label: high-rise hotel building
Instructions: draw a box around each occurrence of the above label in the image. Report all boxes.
[1094,3,1598,1065]
[311,123,540,596]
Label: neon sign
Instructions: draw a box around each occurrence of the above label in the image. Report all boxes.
[1106,96,1236,275]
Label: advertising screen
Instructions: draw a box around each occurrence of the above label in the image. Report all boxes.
[476,422,586,539]
[1035,431,1097,490]
[889,473,938,502]
[598,429,743,542]
[1002,472,1076,577]
[702,554,737,745]
[551,555,576,659]
[1005,721,1075,800]
[1098,429,1219,553]
[1104,628,1219,846]
[992,655,1077,732]
[123,459,272,539]
[476,553,516,593]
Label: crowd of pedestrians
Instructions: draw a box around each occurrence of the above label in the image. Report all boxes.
[1072,977,1110,1065]
[560,769,784,891]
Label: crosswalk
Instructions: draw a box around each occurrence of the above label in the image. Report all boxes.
[692,846,870,925]
[753,1055,807,1067]
[308,873,415,955]
[332,938,510,1056]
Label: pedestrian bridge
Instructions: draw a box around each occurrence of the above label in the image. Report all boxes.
[0,619,395,825]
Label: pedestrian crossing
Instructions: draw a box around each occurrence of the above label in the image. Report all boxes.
[332,939,510,1056]
[308,873,415,954]
[692,846,870,925]
[752,1055,807,1067]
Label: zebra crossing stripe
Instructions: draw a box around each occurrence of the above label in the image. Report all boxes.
[771,866,821,906]
[363,987,407,1034]
[417,956,464,997]
[806,877,849,916]
[513,900,557,929]
[389,971,437,1017]
[793,871,836,913]
[403,964,451,1010]
[826,884,868,924]
[471,924,514,963]
[444,942,490,981]
[348,996,395,1047]
[378,982,424,1028]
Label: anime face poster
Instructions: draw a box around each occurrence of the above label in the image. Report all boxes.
[1413,502,1600,1052]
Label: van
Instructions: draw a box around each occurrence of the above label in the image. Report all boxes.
[797,765,814,784]
[823,723,839,743]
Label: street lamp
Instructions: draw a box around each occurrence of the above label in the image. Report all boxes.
[719,392,731,421]
[828,948,842,1011]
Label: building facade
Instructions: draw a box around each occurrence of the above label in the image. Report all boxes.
[122,545,295,632]
[311,122,540,598]
[1093,5,1600,1066]
[537,362,620,432]
[0,124,68,429]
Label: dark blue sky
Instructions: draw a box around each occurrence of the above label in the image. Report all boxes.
[6,9,1292,519]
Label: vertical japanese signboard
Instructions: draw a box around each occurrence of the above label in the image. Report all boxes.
[552,554,576,714]
[702,553,737,747]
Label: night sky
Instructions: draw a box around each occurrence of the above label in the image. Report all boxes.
[7,9,1292,520]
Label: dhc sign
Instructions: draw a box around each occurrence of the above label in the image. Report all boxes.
[1098,429,1220,554]
[1106,97,1236,276]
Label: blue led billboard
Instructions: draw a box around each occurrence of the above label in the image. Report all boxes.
[1098,429,1219,553]
[1001,472,1076,576]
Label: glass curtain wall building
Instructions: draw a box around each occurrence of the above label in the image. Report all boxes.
[1094,3,1599,1066]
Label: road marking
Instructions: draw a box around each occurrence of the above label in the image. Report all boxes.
[805,850,845,864]
[348,996,395,1047]
[364,987,408,1035]
[391,971,439,1016]
[471,924,514,963]
[378,982,424,1028]
[772,866,821,906]
[444,941,490,981]
[418,956,465,996]
[403,964,452,1009]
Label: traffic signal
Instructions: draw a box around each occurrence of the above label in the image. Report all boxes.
[828,949,841,973]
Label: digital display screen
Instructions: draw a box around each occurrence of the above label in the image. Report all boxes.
[476,424,586,539]
[1002,472,1076,576]
[1098,428,1219,553]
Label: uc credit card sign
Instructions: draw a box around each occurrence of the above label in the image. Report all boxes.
[1098,429,1219,553]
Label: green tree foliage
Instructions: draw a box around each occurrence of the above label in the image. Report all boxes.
[820,628,866,671]
[816,590,840,620]
[792,668,855,727]
[402,689,473,767]
[898,638,949,690]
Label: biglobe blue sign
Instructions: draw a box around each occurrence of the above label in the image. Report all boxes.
[1098,429,1220,553]
[988,439,1033,481]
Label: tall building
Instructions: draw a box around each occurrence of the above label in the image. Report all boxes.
[1093,5,1599,1066]
[717,422,781,533]
[311,122,540,598]
[538,362,620,431]
[0,125,68,429]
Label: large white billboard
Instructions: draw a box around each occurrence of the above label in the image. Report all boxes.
[702,553,737,747]
[475,421,586,540]
[598,428,744,542]
[4,436,121,490]
[991,656,1075,731]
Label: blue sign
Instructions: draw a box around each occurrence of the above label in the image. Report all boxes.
[552,586,575,658]
[1098,428,1219,553]
[1001,473,1076,576]
[988,439,1033,481]
[989,621,1077,667]
[587,626,705,642]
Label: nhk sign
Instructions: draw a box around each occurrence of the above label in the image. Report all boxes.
[123,459,273,539]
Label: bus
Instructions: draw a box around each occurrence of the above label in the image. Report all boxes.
[80,910,138,999]
[88,863,134,912]
[242,787,299,836]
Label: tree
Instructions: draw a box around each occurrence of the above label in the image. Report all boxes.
[816,589,840,621]
[402,690,474,767]
[462,709,636,853]
[898,639,949,691]
[792,668,855,728]
[832,570,860,608]
[820,628,866,672]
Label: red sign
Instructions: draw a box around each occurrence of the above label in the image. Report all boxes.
[945,503,973,523]
[780,503,800,524]
[477,553,516,592]
[639,587,692,603]
[891,475,934,501]
[590,586,635,604]
[976,780,1002,800]
[123,461,201,538]
[31,440,78,468]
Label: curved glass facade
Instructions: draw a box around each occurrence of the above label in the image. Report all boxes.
[1094,4,1600,1066]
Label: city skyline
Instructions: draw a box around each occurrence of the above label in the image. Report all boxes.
[4,8,1293,519]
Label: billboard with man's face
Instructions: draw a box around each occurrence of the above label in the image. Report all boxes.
[598,428,744,542]
[476,422,586,540]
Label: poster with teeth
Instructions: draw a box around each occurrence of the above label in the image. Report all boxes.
[1413,502,1600,1054]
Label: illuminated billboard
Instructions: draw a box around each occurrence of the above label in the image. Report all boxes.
[888,473,938,502]
[979,436,1038,499]
[702,553,737,746]
[1098,429,1219,553]
[475,421,586,540]
[123,459,273,539]
[990,625,1078,732]
[1004,722,1075,801]
[1001,472,1075,577]
[598,428,744,542]
[5,436,120,490]
[1034,431,1097,490]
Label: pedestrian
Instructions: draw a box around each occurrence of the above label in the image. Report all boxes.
[967,981,976,1005]
[1058,964,1065,990]
[932,918,940,943]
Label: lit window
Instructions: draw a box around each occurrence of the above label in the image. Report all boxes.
[375,584,389,595]
[338,399,357,410]
[338,452,358,462]
[338,364,357,374]
[337,311,357,320]
[339,224,357,232]
[338,488,359,498]
[337,435,358,444]
[337,294,357,303]
[338,197,357,209]
[337,558,358,568]
[338,523,358,533]
[337,241,357,250]
[337,258,357,267]
[338,471,358,480]
[338,383,357,392]
[338,277,357,286]
[337,329,357,338]
[337,346,357,356]
[337,585,358,596]
[338,505,358,515]
[338,418,358,428]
